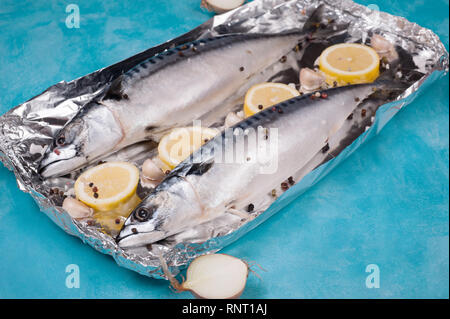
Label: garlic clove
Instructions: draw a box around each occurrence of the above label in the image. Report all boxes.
[62,197,93,219]
[142,158,165,182]
[141,177,160,189]
[370,34,398,62]
[299,68,325,92]
[225,111,244,128]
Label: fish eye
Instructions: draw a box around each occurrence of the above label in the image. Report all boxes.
[134,207,153,222]
[56,135,66,146]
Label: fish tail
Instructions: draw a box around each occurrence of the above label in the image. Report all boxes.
[302,4,349,42]
[367,68,412,101]
[375,65,415,87]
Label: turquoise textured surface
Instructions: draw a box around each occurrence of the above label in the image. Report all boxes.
[0,0,448,298]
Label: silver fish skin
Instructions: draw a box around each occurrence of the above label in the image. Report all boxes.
[39,31,319,178]
[117,83,384,248]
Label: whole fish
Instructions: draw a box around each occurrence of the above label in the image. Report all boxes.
[39,6,338,178]
[117,81,400,248]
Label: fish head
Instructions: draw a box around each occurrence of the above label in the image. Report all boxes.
[117,177,203,248]
[39,117,88,177]
[39,104,123,177]
[116,196,167,248]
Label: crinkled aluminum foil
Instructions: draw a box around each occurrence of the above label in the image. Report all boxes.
[0,0,448,280]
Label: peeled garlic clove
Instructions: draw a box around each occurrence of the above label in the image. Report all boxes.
[202,0,245,14]
[370,34,392,53]
[142,158,165,182]
[299,68,325,92]
[141,177,160,189]
[181,254,249,299]
[225,111,244,128]
[62,197,93,219]
[370,34,398,62]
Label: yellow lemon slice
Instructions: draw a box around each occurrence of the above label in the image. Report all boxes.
[318,43,380,86]
[158,126,219,169]
[74,162,140,212]
[243,82,300,117]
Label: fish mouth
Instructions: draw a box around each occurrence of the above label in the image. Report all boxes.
[116,230,167,248]
[39,145,85,177]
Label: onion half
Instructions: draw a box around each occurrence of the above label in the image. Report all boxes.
[162,253,250,299]
[201,0,245,14]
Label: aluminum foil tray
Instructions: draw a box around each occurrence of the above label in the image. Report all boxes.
[0,0,448,279]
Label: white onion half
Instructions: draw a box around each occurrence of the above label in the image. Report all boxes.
[202,0,245,14]
[182,254,249,299]
[162,253,249,299]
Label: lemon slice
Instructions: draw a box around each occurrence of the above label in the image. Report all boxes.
[74,162,140,212]
[319,43,380,86]
[243,82,300,117]
[158,126,219,169]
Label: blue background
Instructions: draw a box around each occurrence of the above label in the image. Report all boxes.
[0,0,448,299]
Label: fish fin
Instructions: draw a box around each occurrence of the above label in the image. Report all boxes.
[169,158,215,179]
[374,65,420,91]
[103,75,126,101]
[186,160,214,176]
